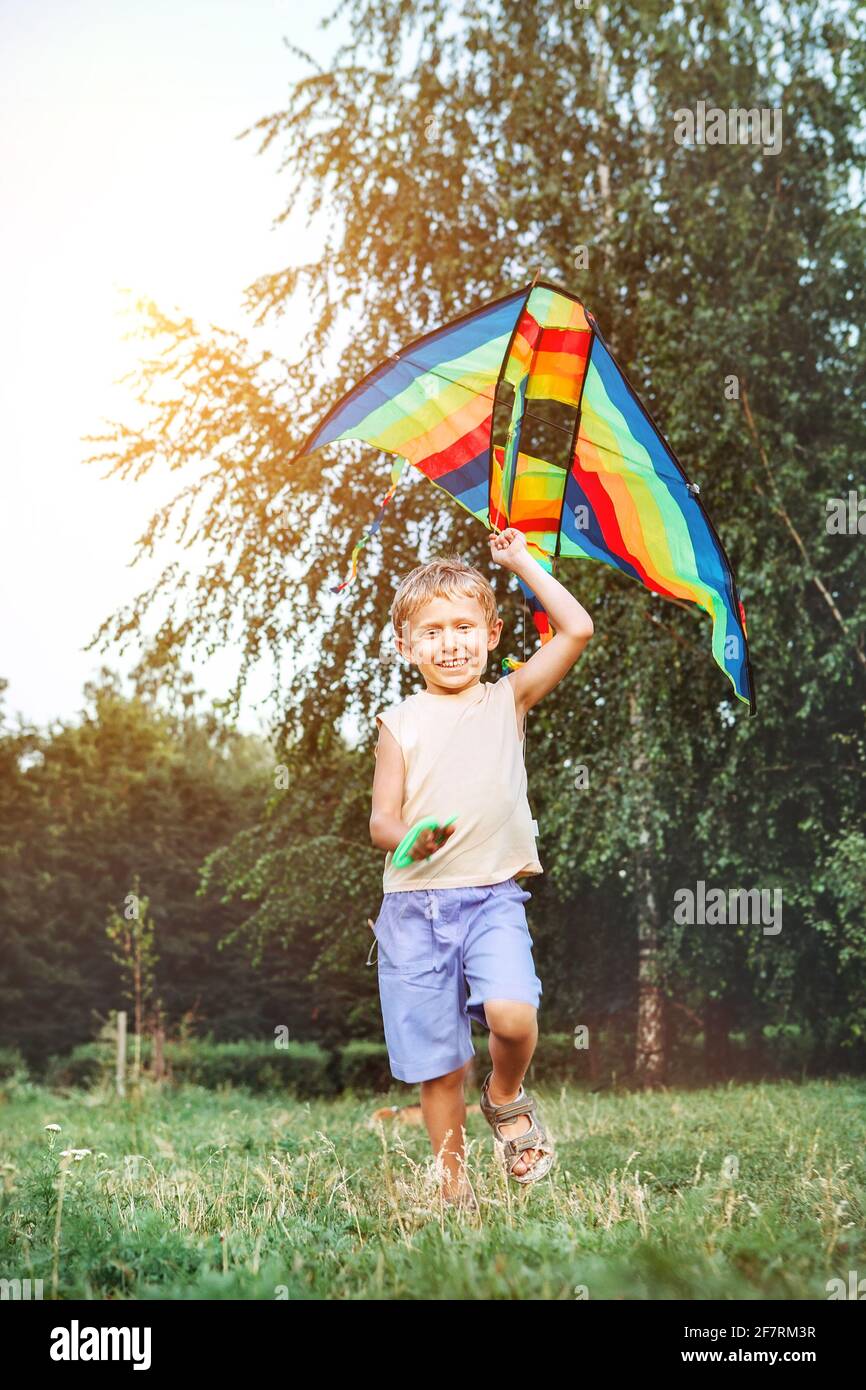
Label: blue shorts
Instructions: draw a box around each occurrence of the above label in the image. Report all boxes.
[370,876,543,1084]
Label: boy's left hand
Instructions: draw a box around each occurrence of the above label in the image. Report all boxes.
[488,526,528,572]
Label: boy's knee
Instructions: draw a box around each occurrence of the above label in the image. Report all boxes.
[484,999,537,1040]
[420,1062,469,1091]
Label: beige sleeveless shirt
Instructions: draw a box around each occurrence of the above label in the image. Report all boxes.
[374,674,543,892]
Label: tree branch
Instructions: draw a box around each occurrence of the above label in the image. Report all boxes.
[740,379,866,678]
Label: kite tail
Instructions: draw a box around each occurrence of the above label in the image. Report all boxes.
[330,456,408,595]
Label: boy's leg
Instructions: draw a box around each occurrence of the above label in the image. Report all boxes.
[484,1000,545,1177]
[419,1059,472,1198]
[460,880,546,1176]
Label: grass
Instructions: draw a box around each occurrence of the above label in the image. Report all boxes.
[0,1075,863,1299]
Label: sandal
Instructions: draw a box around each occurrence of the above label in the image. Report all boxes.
[479,1070,555,1185]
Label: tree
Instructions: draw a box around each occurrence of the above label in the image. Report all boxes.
[105,873,158,1082]
[0,673,302,1067]
[79,0,866,1081]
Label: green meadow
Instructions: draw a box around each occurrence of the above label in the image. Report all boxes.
[2,1076,863,1301]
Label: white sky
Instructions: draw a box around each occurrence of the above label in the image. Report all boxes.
[0,0,350,735]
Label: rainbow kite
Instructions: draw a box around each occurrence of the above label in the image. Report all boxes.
[295,279,755,713]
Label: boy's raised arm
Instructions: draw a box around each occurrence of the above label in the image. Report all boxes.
[489,527,594,715]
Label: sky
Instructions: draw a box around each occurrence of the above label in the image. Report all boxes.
[0,0,350,736]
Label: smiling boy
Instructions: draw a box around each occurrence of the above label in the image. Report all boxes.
[369,527,593,1204]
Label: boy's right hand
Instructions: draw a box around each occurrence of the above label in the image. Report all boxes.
[410,823,456,861]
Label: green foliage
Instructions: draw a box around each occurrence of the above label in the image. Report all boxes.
[0,673,320,1067]
[0,1045,29,1083]
[337,1040,395,1093]
[43,1038,336,1098]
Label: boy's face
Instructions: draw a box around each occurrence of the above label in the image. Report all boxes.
[395,594,502,691]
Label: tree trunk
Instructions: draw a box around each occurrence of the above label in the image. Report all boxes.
[631,691,667,1087]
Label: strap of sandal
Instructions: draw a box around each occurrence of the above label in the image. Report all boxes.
[499,1121,543,1157]
[505,1128,553,1173]
[490,1096,535,1123]
[481,1073,537,1125]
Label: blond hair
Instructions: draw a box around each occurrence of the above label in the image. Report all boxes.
[390,554,498,636]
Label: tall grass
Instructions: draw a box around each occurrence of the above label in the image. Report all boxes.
[0,1075,863,1299]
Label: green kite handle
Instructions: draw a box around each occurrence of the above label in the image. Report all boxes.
[392,815,458,869]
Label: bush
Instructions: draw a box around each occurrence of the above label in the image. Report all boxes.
[42,1037,337,1097]
[166,1039,336,1097]
[43,1042,110,1089]
[0,1045,29,1082]
[761,1023,816,1077]
[337,1041,394,1093]
[525,1032,604,1085]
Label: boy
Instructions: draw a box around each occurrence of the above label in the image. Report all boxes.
[369,527,594,1204]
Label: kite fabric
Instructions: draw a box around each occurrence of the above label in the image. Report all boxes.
[294,279,755,714]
